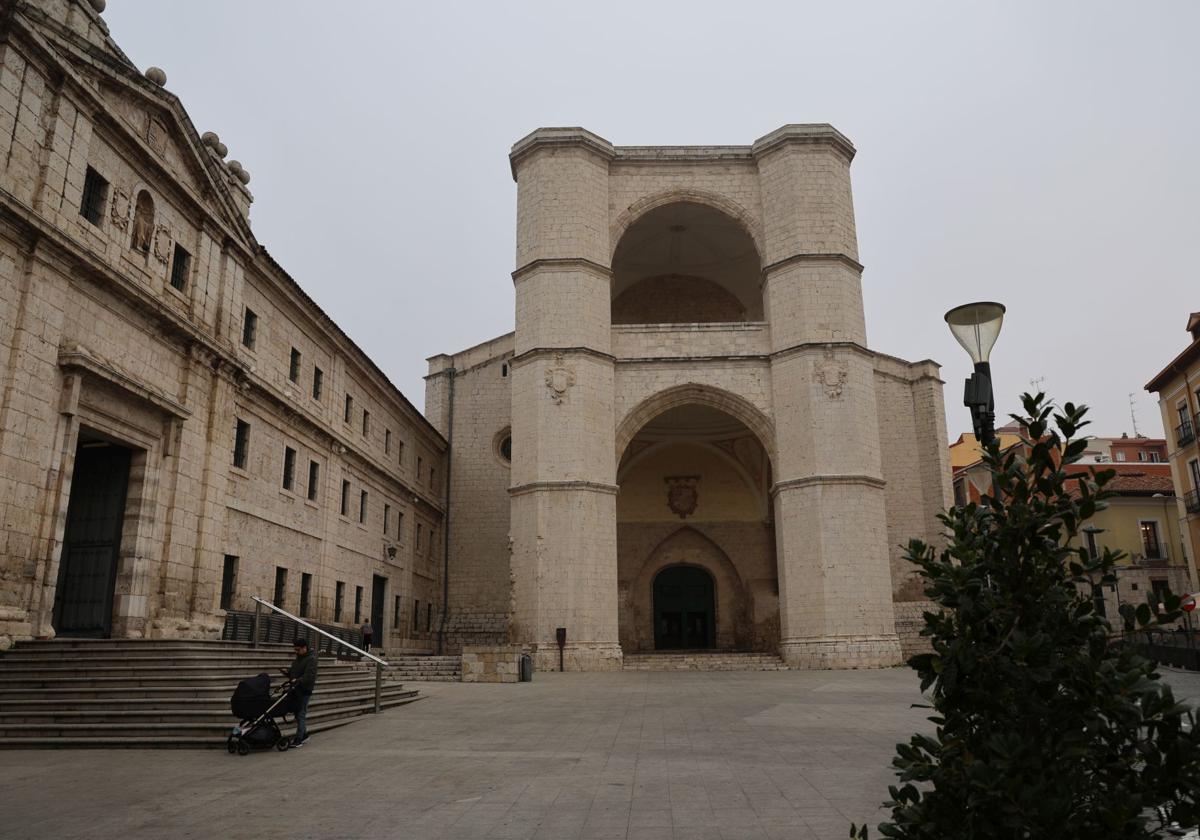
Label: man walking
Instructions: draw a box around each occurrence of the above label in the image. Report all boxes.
[361,619,373,654]
[286,636,318,748]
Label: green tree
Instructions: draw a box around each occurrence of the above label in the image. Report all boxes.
[854,394,1200,839]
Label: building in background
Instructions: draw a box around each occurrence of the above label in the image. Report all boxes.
[0,1,446,651]
[1146,312,1200,601]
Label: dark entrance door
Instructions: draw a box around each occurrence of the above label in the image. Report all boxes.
[371,575,387,648]
[653,565,715,650]
[53,438,132,637]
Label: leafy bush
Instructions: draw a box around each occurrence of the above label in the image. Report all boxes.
[853,394,1200,839]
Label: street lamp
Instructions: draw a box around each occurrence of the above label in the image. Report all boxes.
[945,302,1007,447]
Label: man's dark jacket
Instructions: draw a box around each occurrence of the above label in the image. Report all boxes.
[287,649,318,696]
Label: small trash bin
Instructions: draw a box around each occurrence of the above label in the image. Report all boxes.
[519,653,533,682]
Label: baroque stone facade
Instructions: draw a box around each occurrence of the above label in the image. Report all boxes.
[428,127,954,670]
[0,1,446,651]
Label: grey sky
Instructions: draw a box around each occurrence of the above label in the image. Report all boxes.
[104,0,1199,441]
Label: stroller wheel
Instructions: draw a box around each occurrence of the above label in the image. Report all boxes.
[226,737,237,754]
[275,737,290,752]
[236,739,250,756]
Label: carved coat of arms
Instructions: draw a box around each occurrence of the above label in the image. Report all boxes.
[544,354,575,405]
[664,475,700,519]
[814,355,848,399]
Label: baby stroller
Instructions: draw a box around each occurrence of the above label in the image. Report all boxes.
[226,672,296,755]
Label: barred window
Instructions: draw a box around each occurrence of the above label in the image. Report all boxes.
[169,244,190,291]
[79,166,108,226]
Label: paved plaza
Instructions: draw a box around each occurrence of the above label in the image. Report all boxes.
[2,667,1199,840]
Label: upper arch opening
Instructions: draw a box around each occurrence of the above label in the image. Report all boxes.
[611,202,762,325]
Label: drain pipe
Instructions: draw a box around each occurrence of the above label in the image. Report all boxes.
[436,367,455,655]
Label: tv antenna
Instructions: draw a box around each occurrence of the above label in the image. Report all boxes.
[1029,376,1046,394]
[1128,393,1141,437]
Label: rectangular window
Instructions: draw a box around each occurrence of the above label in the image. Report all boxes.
[393,595,401,629]
[397,511,405,541]
[413,599,419,631]
[417,456,423,480]
[307,460,320,501]
[220,555,238,611]
[415,523,422,553]
[1190,459,1200,491]
[300,572,312,618]
[289,348,301,383]
[426,602,432,632]
[1151,578,1171,605]
[312,367,324,401]
[169,244,191,291]
[340,480,351,516]
[355,586,363,624]
[233,419,250,469]
[359,490,368,523]
[428,528,436,560]
[398,440,405,466]
[1140,521,1162,560]
[241,308,257,349]
[383,503,391,536]
[362,410,370,437]
[430,466,436,490]
[1180,402,1191,427]
[273,567,287,607]
[1138,451,1147,462]
[282,446,297,490]
[79,166,108,226]
[1115,451,1127,462]
[385,429,391,455]
[344,394,353,423]
[334,581,345,622]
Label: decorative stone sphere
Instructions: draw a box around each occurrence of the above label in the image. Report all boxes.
[215,141,228,158]
[200,131,219,147]
[89,0,106,12]
[227,160,244,176]
[144,67,167,86]
[236,168,251,186]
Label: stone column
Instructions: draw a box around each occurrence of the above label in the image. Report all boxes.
[507,128,621,670]
[753,125,902,668]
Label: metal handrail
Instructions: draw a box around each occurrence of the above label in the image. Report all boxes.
[1177,419,1195,447]
[251,596,388,713]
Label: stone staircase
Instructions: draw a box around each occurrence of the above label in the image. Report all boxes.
[623,651,789,671]
[0,638,421,748]
[383,654,462,682]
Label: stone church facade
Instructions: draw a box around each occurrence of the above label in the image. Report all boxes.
[0,0,447,651]
[428,128,952,671]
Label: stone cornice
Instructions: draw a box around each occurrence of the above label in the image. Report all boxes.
[769,340,874,364]
[511,257,611,284]
[509,127,616,180]
[509,346,616,367]
[751,124,856,163]
[762,253,864,276]
[58,347,192,420]
[509,480,620,497]
[771,474,886,496]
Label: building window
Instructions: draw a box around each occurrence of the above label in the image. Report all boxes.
[334,581,345,622]
[1115,451,1126,462]
[169,243,191,291]
[273,567,287,607]
[307,460,320,501]
[1140,521,1163,560]
[79,166,108,226]
[282,446,297,490]
[397,511,405,541]
[340,480,351,516]
[312,367,323,401]
[385,429,391,455]
[426,602,432,632]
[429,466,436,489]
[344,394,353,423]
[428,529,436,560]
[359,490,368,523]
[413,599,419,631]
[289,348,301,383]
[300,572,312,618]
[383,503,391,536]
[1151,578,1171,606]
[501,363,508,378]
[241,308,257,349]
[417,456,423,481]
[220,555,238,611]
[131,190,154,253]
[393,595,401,629]
[233,419,250,469]
[1149,451,1163,463]
[415,523,422,552]
[1190,459,1200,491]
[398,440,405,466]
[362,410,370,437]
[355,586,363,624]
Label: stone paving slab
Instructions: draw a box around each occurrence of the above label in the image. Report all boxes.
[1,667,1198,840]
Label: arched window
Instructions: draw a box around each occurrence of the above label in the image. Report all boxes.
[131,190,154,254]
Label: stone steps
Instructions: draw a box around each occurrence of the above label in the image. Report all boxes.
[385,655,462,682]
[622,652,789,671]
[0,639,424,748]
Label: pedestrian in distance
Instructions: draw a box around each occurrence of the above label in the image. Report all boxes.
[283,636,318,748]
[361,619,373,654]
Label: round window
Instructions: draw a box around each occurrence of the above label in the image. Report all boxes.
[493,427,512,466]
[500,436,512,462]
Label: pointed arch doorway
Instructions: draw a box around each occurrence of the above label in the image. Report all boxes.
[653,565,715,649]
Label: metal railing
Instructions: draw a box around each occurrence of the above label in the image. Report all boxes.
[1176,419,1196,448]
[250,596,388,713]
[1185,489,1200,515]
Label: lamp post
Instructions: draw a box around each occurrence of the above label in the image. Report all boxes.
[944,302,1007,447]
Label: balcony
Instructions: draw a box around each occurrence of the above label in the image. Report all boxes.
[1176,418,1196,448]
[1186,489,1200,515]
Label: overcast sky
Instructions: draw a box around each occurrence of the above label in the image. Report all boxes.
[104,1,1199,442]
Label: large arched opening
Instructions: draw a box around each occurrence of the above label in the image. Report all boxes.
[610,201,763,325]
[616,402,778,653]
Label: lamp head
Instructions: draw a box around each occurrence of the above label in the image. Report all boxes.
[945,301,1006,365]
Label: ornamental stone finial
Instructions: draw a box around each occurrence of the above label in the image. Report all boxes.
[144,67,167,86]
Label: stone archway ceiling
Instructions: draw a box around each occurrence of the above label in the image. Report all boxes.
[635,404,751,441]
[611,202,763,319]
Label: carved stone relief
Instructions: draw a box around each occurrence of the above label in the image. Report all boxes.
[544,353,576,405]
[146,115,168,155]
[152,224,172,265]
[664,475,700,519]
[110,187,131,230]
[814,352,848,399]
